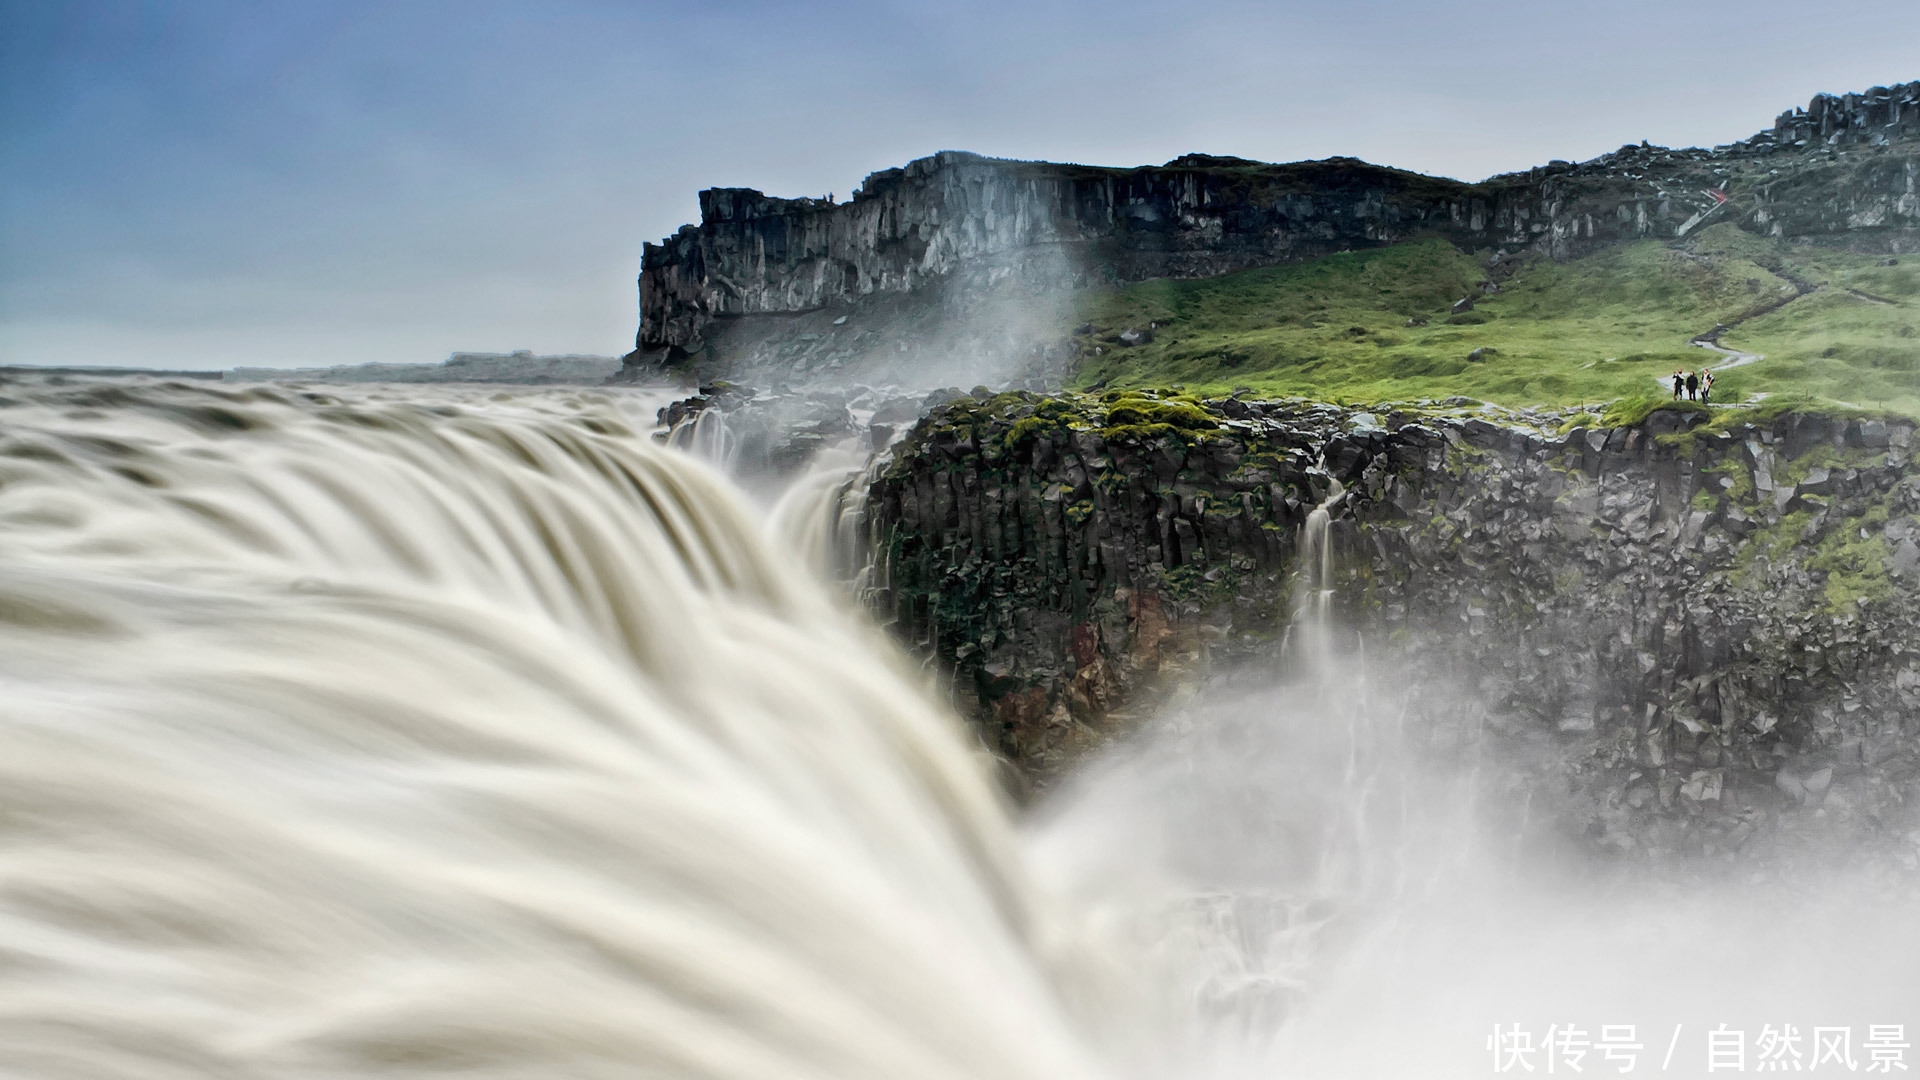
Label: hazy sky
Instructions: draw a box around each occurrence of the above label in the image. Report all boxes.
[4,1,1916,370]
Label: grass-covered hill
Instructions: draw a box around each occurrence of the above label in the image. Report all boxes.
[1069,224,1920,416]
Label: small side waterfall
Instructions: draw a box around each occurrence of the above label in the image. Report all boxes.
[1282,475,1348,672]
[1027,463,1478,1073]
[766,444,889,599]
[666,402,740,470]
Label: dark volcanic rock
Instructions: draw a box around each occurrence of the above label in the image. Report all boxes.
[860,391,1920,862]
[627,82,1920,381]
[657,386,858,478]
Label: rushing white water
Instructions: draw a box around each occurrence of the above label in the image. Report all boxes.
[3,375,1914,1080]
[0,377,1116,1079]
[767,444,891,601]
[1281,476,1346,673]
[666,406,740,472]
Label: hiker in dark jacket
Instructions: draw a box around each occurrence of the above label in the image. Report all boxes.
[1686,371,1700,400]
[1673,370,1685,399]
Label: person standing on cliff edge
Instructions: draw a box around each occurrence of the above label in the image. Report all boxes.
[1701,370,1714,404]
[1686,370,1700,400]
[1673,370,1686,399]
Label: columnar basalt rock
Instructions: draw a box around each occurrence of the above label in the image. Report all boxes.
[628,83,1920,381]
[1755,81,1920,153]
[862,391,1920,859]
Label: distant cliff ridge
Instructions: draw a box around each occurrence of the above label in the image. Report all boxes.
[230,350,621,384]
[629,81,1920,381]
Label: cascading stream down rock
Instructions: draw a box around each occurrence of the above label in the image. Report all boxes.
[862,390,1920,867]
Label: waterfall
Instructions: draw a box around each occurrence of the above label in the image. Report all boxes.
[993,461,1458,1075]
[666,403,740,470]
[765,443,887,596]
[1028,439,1920,1079]
[1283,475,1347,672]
[0,376,1117,1080]
[5,375,1914,1078]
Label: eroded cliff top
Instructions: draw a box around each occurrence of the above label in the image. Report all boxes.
[632,79,1919,418]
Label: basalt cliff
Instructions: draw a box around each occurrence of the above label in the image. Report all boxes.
[859,391,1920,865]
[642,83,1920,868]
[627,82,1920,383]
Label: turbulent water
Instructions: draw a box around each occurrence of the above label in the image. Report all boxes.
[2,375,1914,1079]
[0,378,1112,1079]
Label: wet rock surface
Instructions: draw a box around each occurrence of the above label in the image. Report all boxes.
[656,382,925,480]
[862,391,1920,862]
[656,383,855,478]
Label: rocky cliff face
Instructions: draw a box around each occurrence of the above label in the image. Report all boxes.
[861,390,1920,861]
[630,82,1920,380]
[1753,82,1920,153]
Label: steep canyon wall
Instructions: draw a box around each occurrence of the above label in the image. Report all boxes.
[862,391,1920,862]
[631,82,1920,381]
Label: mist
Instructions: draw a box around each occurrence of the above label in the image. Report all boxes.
[1027,647,1920,1079]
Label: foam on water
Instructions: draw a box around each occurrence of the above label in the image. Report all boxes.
[0,377,1111,1079]
[2,375,1913,1080]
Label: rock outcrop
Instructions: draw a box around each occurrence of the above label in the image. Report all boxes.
[629,82,1920,381]
[861,390,1920,861]
[1752,82,1920,153]
[654,381,868,481]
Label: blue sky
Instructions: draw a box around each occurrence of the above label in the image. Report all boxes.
[3,0,1917,370]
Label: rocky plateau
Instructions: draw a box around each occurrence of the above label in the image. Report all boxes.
[626,82,1920,384]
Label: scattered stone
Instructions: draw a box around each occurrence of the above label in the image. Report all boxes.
[1894,538,1920,577]
[1679,770,1723,802]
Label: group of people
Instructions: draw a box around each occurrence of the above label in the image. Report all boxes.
[1673,367,1716,403]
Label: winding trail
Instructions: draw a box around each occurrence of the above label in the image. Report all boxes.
[1691,338,1764,372]
[1651,337,1764,394]
[1652,269,1822,394]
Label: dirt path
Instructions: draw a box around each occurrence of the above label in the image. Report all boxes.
[1650,269,1822,395]
[1650,338,1764,394]
[1692,339,1764,371]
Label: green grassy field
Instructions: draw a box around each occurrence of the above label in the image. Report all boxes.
[1069,224,1920,416]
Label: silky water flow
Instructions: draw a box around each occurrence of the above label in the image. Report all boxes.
[1,376,1915,1080]
[0,378,1119,1080]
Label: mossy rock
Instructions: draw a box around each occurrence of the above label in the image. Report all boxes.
[1103,399,1219,431]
